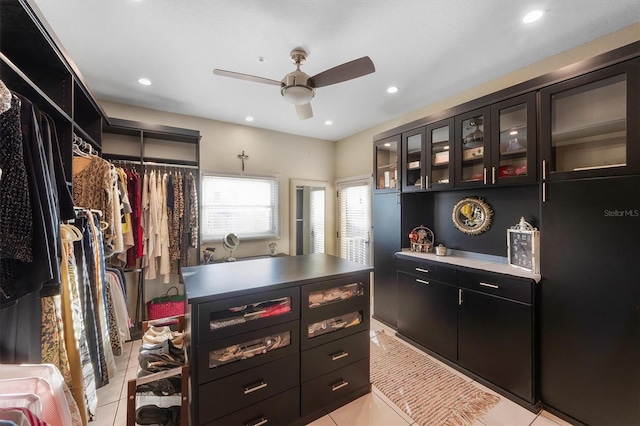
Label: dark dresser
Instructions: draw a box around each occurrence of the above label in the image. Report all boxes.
[183,253,372,426]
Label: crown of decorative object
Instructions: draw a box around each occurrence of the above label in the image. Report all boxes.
[511,217,537,231]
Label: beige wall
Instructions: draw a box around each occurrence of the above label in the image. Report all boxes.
[335,22,640,180]
[100,100,337,261]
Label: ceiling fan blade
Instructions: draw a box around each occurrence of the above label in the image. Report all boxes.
[213,69,282,86]
[296,103,313,120]
[310,56,375,88]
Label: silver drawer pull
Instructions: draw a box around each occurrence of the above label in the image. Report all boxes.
[331,380,349,392]
[415,267,429,273]
[331,351,349,361]
[479,282,499,289]
[245,417,268,426]
[416,279,429,285]
[244,381,268,394]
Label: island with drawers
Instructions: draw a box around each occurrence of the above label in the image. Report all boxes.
[182,253,373,426]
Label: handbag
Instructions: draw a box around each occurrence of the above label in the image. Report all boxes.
[146,286,185,320]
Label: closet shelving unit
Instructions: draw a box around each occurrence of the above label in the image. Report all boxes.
[126,315,189,426]
[0,0,107,181]
[102,118,202,334]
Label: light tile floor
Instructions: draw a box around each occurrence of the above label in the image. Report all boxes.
[93,321,575,426]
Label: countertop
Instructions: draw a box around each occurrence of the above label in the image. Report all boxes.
[183,253,373,303]
[396,249,541,282]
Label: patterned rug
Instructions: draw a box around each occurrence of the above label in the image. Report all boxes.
[370,331,500,426]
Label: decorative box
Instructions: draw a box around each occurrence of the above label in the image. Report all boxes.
[463,147,484,160]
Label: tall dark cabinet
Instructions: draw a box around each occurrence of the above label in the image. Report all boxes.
[540,176,640,425]
[372,192,401,328]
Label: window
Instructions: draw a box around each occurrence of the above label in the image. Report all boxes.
[201,173,280,241]
[337,176,371,265]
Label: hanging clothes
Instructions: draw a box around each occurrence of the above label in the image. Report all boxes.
[0,93,32,301]
[72,155,114,256]
[60,224,96,424]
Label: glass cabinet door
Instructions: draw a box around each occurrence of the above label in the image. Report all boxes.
[541,59,640,180]
[455,107,490,187]
[491,92,536,185]
[426,118,454,190]
[374,136,399,191]
[402,128,425,191]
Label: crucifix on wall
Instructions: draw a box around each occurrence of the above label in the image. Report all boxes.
[237,150,249,171]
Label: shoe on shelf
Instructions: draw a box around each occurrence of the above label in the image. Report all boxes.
[136,377,182,396]
[136,405,177,426]
[143,326,185,348]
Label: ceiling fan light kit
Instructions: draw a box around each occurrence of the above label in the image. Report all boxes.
[213,48,375,120]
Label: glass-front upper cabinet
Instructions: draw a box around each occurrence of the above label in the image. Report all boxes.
[454,107,491,188]
[426,118,454,190]
[402,127,426,192]
[540,59,640,180]
[490,92,536,185]
[374,135,400,192]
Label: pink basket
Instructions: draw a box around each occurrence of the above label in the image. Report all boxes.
[146,286,185,320]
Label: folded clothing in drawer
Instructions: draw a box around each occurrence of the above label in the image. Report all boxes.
[308,312,362,339]
[209,331,291,368]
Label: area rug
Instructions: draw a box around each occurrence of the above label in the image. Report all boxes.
[370,331,500,426]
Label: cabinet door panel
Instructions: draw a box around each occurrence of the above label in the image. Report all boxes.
[402,127,426,192]
[454,107,491,188]
[397,272,457,360]
[372,193,400,328]
[540,58,640,180]
[458,289,533,402]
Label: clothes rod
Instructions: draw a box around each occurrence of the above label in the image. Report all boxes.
[143,161,198,170]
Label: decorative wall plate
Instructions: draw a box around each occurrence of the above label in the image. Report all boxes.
[451,197,493,236]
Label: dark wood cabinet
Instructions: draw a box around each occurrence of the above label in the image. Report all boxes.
[374,135,400,192]
[372,192,401,328]
[184,254,372,426]
[425,118,455,190]
[1,0,106,180]
[454,94,536,188]
[540,177,640,425]
[397,271,457,361]
[490,92,537,185]
[540,58,640,181]
[458,272,535,403]
[395,255,538,409]
[401,127,426,192]
[454,107,492,188]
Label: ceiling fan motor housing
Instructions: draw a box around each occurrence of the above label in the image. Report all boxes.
[281,69,315,105]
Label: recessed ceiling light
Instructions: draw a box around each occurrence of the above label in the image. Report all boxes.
[384,143,391,147]
[325,120,333,126]
[523,10,544,23]
[256,56,265,63]
[138,78,152,86]
[510,130,519,135]
[387,86,399,94]
[245,116,254,122]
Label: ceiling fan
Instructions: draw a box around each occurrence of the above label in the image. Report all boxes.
[213,49,375,120]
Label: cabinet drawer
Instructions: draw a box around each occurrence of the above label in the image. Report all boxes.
[198,355,299,424]
[458,270,533,304]
[301,357,370,417]
[198,321,299,384]
[301,304,370,350]
[198,287,300,344]
[301,330,370,383]
[301,274,370,317]
[397,258,457,284]
[204,386,300,426]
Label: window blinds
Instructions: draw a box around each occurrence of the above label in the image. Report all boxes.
[337,179,371,265]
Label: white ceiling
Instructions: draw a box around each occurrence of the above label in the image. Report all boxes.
[33,0,639,141]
